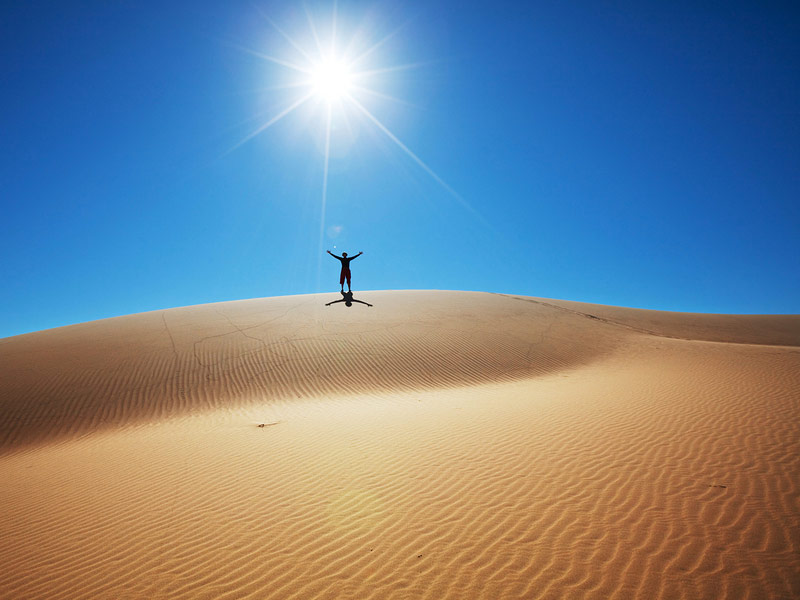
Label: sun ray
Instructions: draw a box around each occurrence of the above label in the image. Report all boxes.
[317,104,333,291]
[340,100,357,141]
[226,41,311,74]
[352,60,439,79]
[349,84,423,110]
[304,5,325,59]
[348,21,408,67]
[330,0,338,56]
[231,81,316,99]
[219,102,290,137]
[252,4,317,65]
[347,95,484,219]
[226,92,314,155]
[258,80,315,92]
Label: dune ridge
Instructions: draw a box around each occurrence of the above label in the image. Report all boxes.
[518,294,800,346]
[1,290,798,599]
[0,291,627,454]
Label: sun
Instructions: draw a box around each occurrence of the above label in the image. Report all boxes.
[232,9,471,208]
[310,58,353,102]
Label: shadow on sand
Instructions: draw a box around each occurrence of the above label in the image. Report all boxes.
[325,291,373,308]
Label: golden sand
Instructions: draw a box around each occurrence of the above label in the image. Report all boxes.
[1,291,798,598]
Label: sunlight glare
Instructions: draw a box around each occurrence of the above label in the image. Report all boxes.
[310,58,353,101]
[230,8,484,291]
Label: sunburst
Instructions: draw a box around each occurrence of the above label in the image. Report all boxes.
[309,57,353,101]
[231,5,478,288]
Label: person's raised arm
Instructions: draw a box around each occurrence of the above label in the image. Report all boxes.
[326,250,341,259]
[352,251,363,260]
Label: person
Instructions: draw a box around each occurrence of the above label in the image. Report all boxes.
[326,250,362,292]
[325,290,372,308]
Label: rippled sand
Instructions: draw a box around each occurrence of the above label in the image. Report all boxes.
[1,291,798,599]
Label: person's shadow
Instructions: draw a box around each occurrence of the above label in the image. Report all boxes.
[325,291,373,307]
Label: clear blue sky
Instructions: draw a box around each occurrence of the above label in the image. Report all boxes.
[2,0,798,338]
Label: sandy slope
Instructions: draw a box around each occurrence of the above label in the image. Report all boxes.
[1,290,798,599]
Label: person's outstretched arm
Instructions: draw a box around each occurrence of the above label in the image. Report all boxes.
[351,251,363,260]
[326,250,341,259]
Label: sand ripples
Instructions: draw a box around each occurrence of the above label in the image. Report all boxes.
[0,292,619,453]
[1,291,798,598]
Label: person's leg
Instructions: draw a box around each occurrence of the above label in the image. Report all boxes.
[339,270,345,292]
[346,271,351,292]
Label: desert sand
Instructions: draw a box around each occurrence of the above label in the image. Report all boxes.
[1,290,798,599]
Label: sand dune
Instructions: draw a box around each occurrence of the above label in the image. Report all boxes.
[0,291,621,453]
[1,290,798,599]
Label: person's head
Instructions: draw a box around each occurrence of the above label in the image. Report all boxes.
[345,300,352,307]
[342,252,348,257]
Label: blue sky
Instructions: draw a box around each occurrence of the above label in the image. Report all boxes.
[2,0,798,338]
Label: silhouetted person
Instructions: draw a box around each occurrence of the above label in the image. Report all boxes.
[326,250,362,292]
[326,291,372,307]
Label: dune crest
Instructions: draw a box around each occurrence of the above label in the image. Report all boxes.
[517,295,800,346]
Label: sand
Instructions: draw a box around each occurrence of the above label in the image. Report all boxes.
[1,290,798,599]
